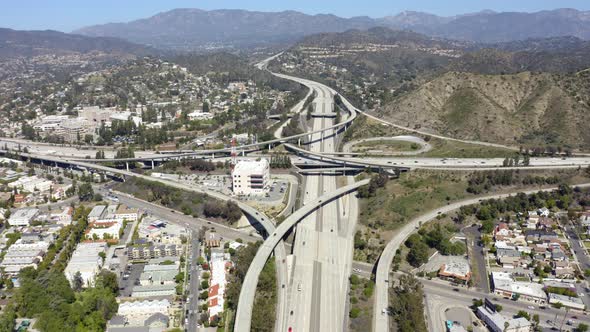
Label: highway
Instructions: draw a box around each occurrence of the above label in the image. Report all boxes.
[281,81,354,332]
[359,109,519,151]
[233,178,370,331]
[9,50,590,332]
[341,135,433,156]
[0,149,291,332]
[372,182,590,332]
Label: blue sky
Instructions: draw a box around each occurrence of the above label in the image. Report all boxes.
[3,0,590,32]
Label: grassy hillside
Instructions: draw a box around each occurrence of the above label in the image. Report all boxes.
[375,70,590,150]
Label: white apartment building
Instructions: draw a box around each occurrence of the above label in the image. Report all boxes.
[8,208,40,226]
[88,204,139,223]
[187,111,213,120]
[208,259,228,321]
[117,299,170,319]
[86,222,121,240]
[8,176,53,193]
[232,159,270,195]
[0,236,51,275]
[64,242,107,287]
[51,206,74,226]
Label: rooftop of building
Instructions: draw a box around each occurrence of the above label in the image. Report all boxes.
[232,158,269,174]
[477,306,531,330]
[9,208,39,220]
[88,205,106,219]
[548,293,584,305]
[492,272,546,299]
[116,205,138,215]
[118,299,170,310]
[131,284,176,293]
[439,262,471,278]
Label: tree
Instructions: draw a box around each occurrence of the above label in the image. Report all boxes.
[72,271,84,292]
[95,270,119,295]
[576,323,589,332]
[495,304,503,312]
[0,305,16,332]
[349,307,361,318]
[515,310,530,320]
[388,275,427,332]
[77,182,94,201]
[200,280,209,289]
[481,235,491,247]
[481,220,495,233]
[406,241,429,267]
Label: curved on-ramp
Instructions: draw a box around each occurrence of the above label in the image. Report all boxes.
[233,178,370,332]
[372,182,590,331]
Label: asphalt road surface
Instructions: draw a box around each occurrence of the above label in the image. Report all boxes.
[100,188,261,244]
[373,183,590,331]
[186,230,202,332]
[422,277,587,331]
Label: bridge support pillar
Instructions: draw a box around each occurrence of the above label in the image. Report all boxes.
[268,144,271,151]
[321,132,324,143]
[242,150,245,156]
[298,138,301,146]
[212,153,215,159]
[151,160,155,169]
[126,162,129,172]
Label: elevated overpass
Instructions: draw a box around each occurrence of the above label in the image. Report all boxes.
[0,149,288,295]
[233,178,370,332]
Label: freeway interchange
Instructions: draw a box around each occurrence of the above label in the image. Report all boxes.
[4,54,590,332]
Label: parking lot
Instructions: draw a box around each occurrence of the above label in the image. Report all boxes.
[152,172,289,204]
[119,262,145,297]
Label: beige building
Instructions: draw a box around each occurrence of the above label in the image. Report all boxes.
[232,159,270,195]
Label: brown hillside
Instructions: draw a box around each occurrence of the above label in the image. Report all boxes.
[374,71,590,150]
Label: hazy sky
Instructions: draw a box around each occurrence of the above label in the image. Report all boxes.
[2,0,590,32]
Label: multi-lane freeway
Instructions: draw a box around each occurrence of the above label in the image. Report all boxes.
[281,81,353,332]
[232,58,370,331]
[5,50,590,332]
[233,179,370,331]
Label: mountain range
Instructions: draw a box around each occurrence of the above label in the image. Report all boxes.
[0,28,159,59]
[74,8,590,50]
[293,27,590,74]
